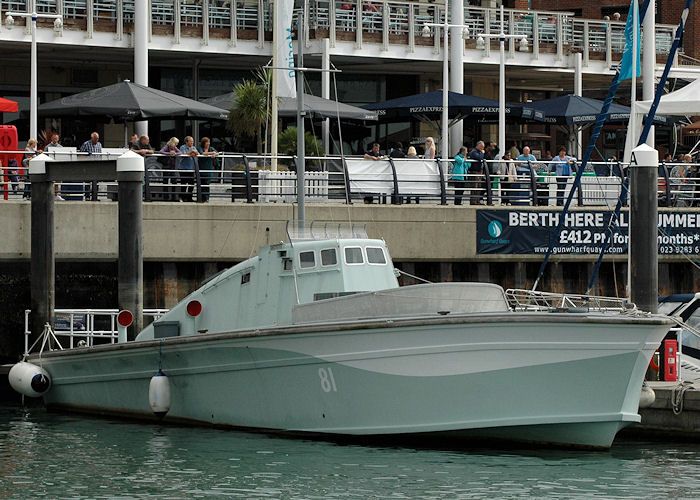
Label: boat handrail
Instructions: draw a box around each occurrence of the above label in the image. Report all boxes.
[23,308,169,354]
[286,220,368,243]
[505,288,633,312]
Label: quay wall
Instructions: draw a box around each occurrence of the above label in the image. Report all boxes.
[2,201,700,263]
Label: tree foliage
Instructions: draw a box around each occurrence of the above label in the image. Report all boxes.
[227,68,270,154]
[278,127,325,169]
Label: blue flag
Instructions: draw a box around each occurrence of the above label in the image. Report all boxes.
[619,0,641,81]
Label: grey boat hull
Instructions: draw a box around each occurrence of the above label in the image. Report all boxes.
[36,312,670,448]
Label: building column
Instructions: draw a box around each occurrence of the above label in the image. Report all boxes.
[449,0,464,153]
[134,0,149,136]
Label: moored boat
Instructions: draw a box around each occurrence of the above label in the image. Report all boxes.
[15,222,672,449]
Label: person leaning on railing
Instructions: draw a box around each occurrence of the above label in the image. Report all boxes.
[196,137,219,203]
[451,146,467,206]
[497,151,516,205]
[159,137,181,202]
[363,142,386,204]
[468,141,486,205]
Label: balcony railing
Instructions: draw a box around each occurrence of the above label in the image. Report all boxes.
[1,151,694,209]
[0,0,681,64]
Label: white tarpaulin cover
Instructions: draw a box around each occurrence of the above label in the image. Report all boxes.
[346,159,394,194]
[393,160,442,195]
[634,79,700,115]
[345,159,442,196]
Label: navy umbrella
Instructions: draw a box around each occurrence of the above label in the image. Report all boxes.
[530,95,668,126]
[362,90,543,122]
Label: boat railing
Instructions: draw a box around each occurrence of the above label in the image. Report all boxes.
[23,308,169,354]
[286,220,368,242]
[505,289,633,313]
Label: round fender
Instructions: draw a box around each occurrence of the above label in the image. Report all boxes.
[149,371,171,417]
[8,361,52,397]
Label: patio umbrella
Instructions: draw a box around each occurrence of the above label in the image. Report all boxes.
[361,90,543,122]
[203,92,378,121]
[531,95,668,126]
[39,80,228,121]
[0,97,18,113]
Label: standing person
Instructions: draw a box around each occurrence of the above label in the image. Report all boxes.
[127,133,139,149]
[79,132,102,153]
[484,141,499,173]
[451,146,467,205]
[196,137,219,202]
[46,133,62,149]
[424,137,435,159]
[468,140,486,205]
[159,137,181,201]
[22,138,39,200]
[363,143,386,204]
[390,142,406,158]
[131,135,154,156]
[549,146,574,206]
[516,146,537,168]
[498,151,516,204]
[507,141,520,159]
[179,136,199,202]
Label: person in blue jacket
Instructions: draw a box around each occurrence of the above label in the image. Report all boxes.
[451,146,467,205]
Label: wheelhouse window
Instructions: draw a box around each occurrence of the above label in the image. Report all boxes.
[299,251,316,269]
[366,246,387,265]
[321,248,337,266]
[344,246,364,264]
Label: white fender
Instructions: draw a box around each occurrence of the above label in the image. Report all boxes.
[639,384,656,409]
[149,371,171,416]
[8,361,52,397]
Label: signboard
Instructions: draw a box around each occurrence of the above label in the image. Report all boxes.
[477,209,700,255]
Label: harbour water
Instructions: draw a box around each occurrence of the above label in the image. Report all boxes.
[1,404,699,499]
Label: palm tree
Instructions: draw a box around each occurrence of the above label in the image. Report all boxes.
[226,69,270,155]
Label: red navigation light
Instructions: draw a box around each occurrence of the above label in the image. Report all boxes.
[186,300,202,317]
[117,310,134,327]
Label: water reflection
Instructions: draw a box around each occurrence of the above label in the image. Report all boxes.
[1,404,699,499]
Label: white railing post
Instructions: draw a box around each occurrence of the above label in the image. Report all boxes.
[174,0,181,44]
[556,12,563,60]
[229,1,237,46]
[407,4,414,53]
[329,0,336,47]
[202,0,209,46]
[605,23,612,66]
[115,0,123,41]
[382,1,388,51]
[508,9,515,58]
[583,20,589,66]
[355,2,361,48]
[86,0,93,38]
[532,11,539,59]
[257,0,263,48]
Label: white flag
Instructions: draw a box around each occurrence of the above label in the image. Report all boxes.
[275,0,297,98]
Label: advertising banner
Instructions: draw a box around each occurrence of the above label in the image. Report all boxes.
[477,209,700,255]
[275,0,297,98]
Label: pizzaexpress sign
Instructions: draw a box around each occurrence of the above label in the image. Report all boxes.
[477,210,700,255]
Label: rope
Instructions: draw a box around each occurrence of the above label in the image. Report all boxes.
[671,382,695,415]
